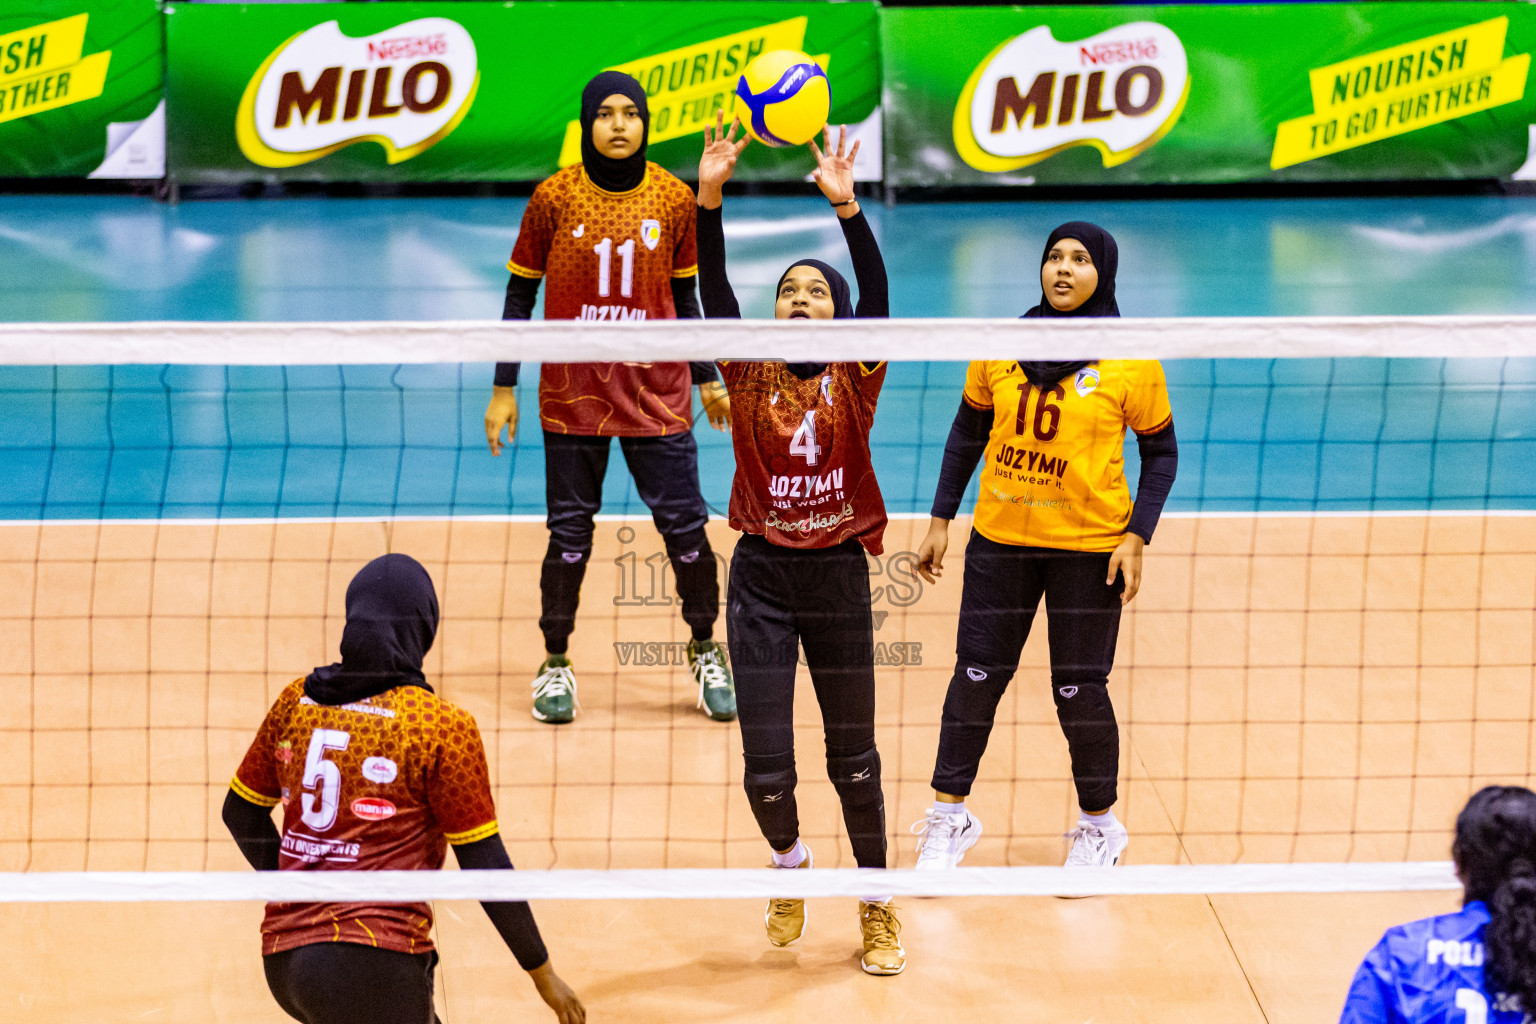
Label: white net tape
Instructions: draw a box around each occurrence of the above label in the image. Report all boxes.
[0,862,1459,903]
[2,315,1535,365]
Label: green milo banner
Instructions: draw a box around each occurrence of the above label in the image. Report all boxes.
[165,1,880,184]
[0,0,162,178]
[883,2,1536,186]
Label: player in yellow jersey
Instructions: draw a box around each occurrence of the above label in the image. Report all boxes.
[908,223,1179,874]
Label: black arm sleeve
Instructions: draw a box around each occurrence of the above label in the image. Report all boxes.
[222,790,280,872]
[672,275,701,320]
[839,209,888,320]
[452,834,551,972]
[1127,421,1179,544]
[494,274,541,388]
[695,204,741,320]
[930,397,993,521]
[673,277,721,383]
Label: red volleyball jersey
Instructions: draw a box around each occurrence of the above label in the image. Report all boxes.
[720,360,888,554]
[509,162,699,436]
[232,680,499,956]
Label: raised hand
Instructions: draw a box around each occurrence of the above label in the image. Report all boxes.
[697,109,749,209]
[808,124,860,209]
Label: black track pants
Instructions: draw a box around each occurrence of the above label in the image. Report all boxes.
[264,943,441,1024]
[540,429,718,653]
[727,534,887,868]
[930,530,1124,811]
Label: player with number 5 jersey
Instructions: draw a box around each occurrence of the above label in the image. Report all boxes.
[224,554,584,1024]
[696,114,904,977]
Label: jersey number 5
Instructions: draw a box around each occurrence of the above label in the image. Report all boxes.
[1015,383,1064,442]
[300,729,351,832]
[593,237,635,299]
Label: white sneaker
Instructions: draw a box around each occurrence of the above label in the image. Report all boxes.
[1064,817,1129,868]
[911,806,983,870]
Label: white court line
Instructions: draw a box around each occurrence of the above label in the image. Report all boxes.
[0,509,1531,528]
[0,862,1460,903]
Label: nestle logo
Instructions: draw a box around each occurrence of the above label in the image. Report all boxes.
[1080,38,1159,67]
[368,34,447,63]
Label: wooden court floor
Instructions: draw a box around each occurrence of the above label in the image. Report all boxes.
[2,512,1532,1022]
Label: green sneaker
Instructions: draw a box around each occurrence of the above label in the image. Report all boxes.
[688,639,736,722]
[531,654,578,724]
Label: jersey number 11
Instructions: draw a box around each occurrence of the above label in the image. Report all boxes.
[594,238,635,299]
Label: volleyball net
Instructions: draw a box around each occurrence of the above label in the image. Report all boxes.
[2,316,1533,902]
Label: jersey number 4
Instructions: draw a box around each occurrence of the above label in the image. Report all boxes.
[790,410,822,466]
[300,729,351,832]
[593,237,635,299]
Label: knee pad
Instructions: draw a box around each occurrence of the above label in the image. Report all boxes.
[827,747,882,806]
[1051,677,1113,715]
[662,527,711,564]
[955,659,1015,690]
[743,752,797,807]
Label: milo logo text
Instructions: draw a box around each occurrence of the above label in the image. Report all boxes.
[237,17,479,168]
[955,22,1189,172]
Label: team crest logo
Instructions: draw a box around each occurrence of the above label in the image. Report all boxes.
[640,219,661,251]
[1075,366,1100,397]
[237,17,480,168]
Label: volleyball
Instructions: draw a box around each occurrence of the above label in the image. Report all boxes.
[735,49,830,148]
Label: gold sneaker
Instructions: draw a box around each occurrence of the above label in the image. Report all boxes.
[859,900,906,975]
[765,847,813,947]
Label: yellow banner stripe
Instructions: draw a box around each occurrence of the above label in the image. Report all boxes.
[1272,54,1529,169]
[0,14,87,85]
[506,260,544,279]
[0,49,110,126]
[1308,16,1509,112]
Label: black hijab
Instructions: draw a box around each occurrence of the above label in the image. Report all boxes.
[305,553,439,706]
[580,71,649,193]
[1019,220,1119,388]
[778,258,853,378]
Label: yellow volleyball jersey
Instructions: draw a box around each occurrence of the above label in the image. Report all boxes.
[964,360,1171,552]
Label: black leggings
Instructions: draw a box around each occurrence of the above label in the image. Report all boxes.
[265,943,441,1024]
[930,530,1124,811]
[540,429,718,653]
[727,534,886,868]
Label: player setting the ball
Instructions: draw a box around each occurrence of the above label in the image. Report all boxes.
[696,111,904,976]
[484,71,736,727]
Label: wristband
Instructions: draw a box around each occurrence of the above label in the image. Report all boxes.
[831,198,857,208]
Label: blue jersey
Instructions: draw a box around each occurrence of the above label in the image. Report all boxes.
[1342,902,1530,1024]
